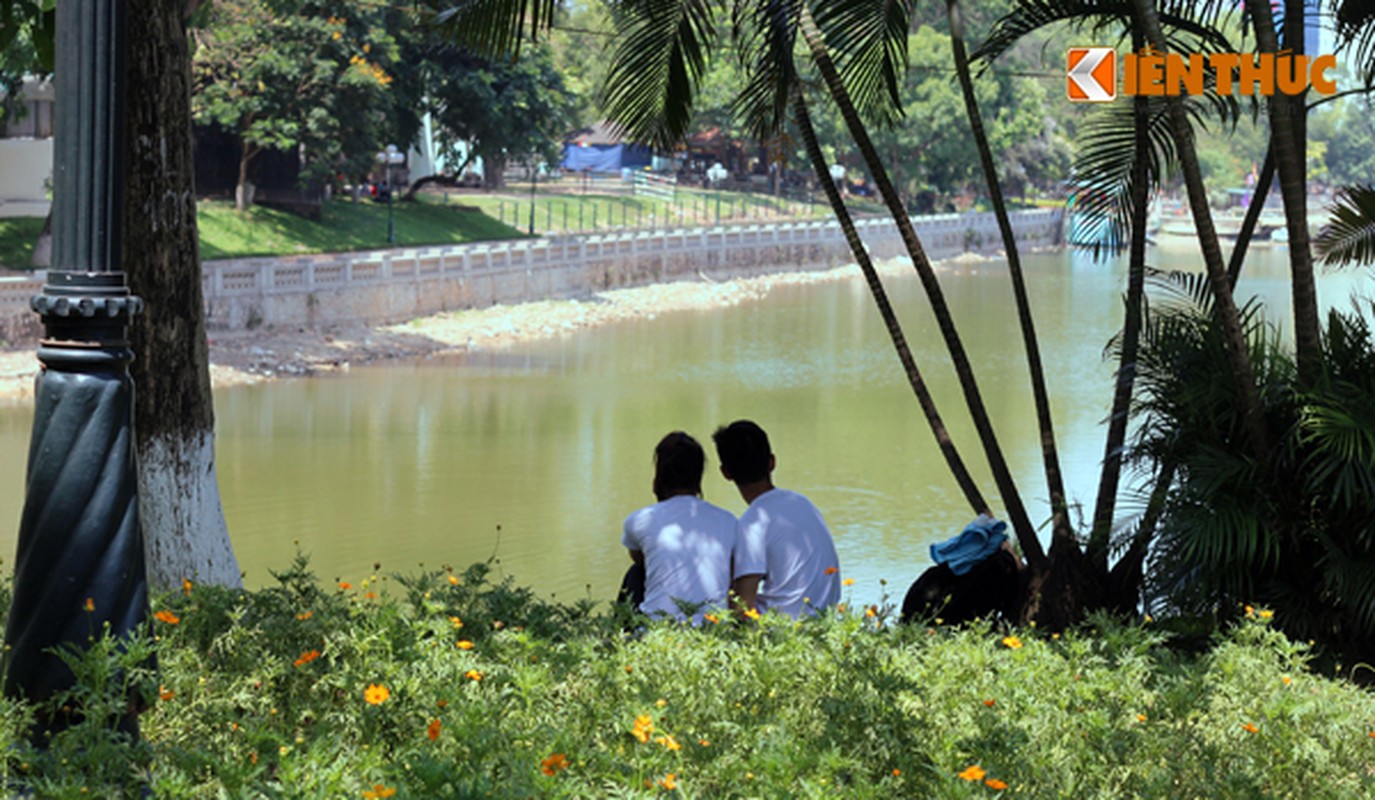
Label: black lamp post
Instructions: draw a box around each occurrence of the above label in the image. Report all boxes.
[4,0,150,740]
[377,144,403,244]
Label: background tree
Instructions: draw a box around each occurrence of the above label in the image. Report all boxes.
[190,0,399,209]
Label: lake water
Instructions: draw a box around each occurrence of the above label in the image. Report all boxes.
[1,244,1369,610]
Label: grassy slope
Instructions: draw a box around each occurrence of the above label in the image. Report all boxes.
[0,217,44,270]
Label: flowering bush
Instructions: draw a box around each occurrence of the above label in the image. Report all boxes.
[2,556,1373,797]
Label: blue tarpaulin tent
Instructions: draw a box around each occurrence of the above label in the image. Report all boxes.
[561,122,652,173]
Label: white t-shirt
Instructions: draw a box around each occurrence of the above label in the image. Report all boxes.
[622,495,738,622]
[733,488,841,617]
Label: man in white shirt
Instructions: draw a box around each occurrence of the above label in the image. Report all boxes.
[712,420,841,618]
[621,432,738,623]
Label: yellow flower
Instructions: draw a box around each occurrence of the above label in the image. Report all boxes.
[743,608,761,620]
[655,698,667,708]
[698,738,710,747]
[1241,722,1259,733]
[447,574,460,586]
[456,640,474,650]
[361,785,396,799]
[1244,604,1255,617]
[659,773,678,791]
[449,616,463,629]
[364,684,390,705]
[465,669,483,681]
[986,778,1008,790]
[427,719,441,741]
[154,610,181,625]
[631,714,654,743]
[83,598,95,612]
[332,30,342,40]
[362,42,371,53]
[541,752,569,775]
[656,734,681,751]
[1258,609,1274,619]
[182,578,194,596]
[865,605,878,618]
[842,578,855,586]
[293,649,320,668]
[957,764,986,782]
[1001,636,1022,649]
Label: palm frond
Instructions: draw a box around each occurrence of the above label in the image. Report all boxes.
[810,0,910,128]
[600,0,720,149]
[1332,0,1375,89]
[428,0,561,60]
[1315,184,1375,269]
[733,0,802,140]
[974,0,1235,69]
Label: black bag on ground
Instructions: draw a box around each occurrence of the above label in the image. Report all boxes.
[900,549,1020,625]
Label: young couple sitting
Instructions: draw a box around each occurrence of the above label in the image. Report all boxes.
[620,420,842,624]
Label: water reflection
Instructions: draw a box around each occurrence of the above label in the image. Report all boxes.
[0,246,1369,610]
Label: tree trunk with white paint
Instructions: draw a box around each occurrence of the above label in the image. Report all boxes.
[124,0,242,589]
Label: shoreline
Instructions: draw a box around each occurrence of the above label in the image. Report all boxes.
[0,251,999,406]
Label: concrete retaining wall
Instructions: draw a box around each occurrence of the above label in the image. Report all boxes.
[2,208,1062,342]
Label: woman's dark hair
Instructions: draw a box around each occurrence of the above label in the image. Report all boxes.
[712,420,772,484]
[653,431,705,501]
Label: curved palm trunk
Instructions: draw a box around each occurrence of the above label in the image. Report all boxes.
[946,0,1071,551]
[1246,0,1321,386]
[799,7,1044,566]
[1227,147,1276,286]
[1089,43,1151,573]
[792,93,989,515]
[1133,0,1271,461]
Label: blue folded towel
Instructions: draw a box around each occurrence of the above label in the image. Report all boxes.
[930,514,1008,576]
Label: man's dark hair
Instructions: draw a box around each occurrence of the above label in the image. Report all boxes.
[653,431,705,501]
[712,420,772,484]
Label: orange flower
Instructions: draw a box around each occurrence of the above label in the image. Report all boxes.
[632,714,654,743]
[957,765,986,782]
[983,699,996,707]
[447,574,460,586]
[985,778,1008,790]
[365,591,377,600]
[159,685,175,702]
[437,699,449,709]
[1001,636,1022,650]
[824,566,838,575]
[364,684,390,705]
[865,605,878,618]
[842,578,855,586]
[456,640,474,650]
[427,719,441,741]
[449,616,463,629]
[295,611,314,621]
[154,610,181,625]
[361,785,396,799]
[698,739,711,747]
[1282,676,1292,686]
[294,649,320,668]
[891,768,901,777]
[84,598,95,612]
[540,752,569,775]
[659,773,678,791]
[182,578,194,596]
[703,613,720,624]
[1136,713,1147,722]
[624,665,633,673]
[656,734,681,751]
[1241,722,1259,733]
[465,669,483,681]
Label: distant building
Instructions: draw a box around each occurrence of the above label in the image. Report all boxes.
[0,77,54,218]
[561,122,652,174]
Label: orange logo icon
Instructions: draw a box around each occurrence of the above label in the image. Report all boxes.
[1067,47,1117,102]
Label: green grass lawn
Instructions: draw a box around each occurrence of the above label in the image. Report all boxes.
[197,198,524,259]
[0,217,45,270]
[6,557,1375,797]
